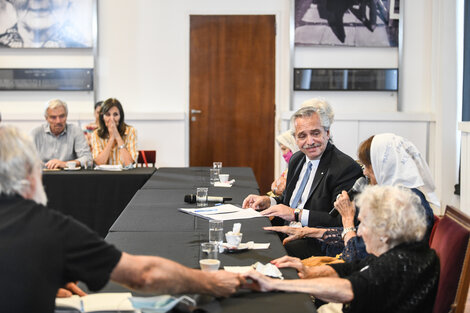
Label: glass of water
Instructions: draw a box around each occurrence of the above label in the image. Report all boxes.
[196,187,208,207]
[209,219,223,246]
[209,168,220,185]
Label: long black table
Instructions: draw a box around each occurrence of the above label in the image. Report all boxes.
[142,167,260,190]
[43,167,156,237]
[109,187,259,232]
[98,167,317,313]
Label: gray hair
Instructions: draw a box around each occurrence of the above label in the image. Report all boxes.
[0,125,41,196]
[290,98,335,134]
[44,99,68,118]
[356,185,427,249]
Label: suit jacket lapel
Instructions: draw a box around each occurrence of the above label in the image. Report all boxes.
[306,142,334,201]
[285,155,305,203]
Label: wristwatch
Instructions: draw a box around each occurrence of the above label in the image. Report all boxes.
[341,227,357,239]
[294,208,301,222]
[118,144,126,150]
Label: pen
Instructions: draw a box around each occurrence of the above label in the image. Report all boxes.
[194,208,218,213]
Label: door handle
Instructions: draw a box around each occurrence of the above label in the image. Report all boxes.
[191,109,202,114]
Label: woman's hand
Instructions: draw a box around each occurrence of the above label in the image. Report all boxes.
[264,226,325,245]
[264,226,305,245]
[271,176,286,196]
[242,270,277,292]
[333,191,356,226]
[106,119,119,141]
[270,255,311,278]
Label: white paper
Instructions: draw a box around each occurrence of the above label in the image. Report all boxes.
[213,182,232,187]
[94,164,123,171]
[232,223,241,233]
[178,204,262,221]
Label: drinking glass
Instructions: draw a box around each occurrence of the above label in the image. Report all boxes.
[199,242,220,272]
[196,187,208,207]
[209,168,220,185]
[209,219,223,246]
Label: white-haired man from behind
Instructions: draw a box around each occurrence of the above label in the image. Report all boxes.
[31,99,92,169]
[0,125,243,313]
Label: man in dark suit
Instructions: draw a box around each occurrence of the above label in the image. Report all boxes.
[243,104,362,228]
[243,104,362,258]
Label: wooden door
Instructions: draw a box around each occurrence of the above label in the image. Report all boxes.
[190,15,275,193]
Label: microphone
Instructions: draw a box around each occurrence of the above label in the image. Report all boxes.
[184,194,232,204]
[329,177,368,217]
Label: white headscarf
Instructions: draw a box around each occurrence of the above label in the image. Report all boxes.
[371,133,440,207]
[276,130,299,153]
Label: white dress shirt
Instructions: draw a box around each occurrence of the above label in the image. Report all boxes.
[270,156,320,226]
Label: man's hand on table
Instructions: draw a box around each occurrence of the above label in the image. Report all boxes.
[259,204,295,221]
[242,195,271,211]
[208,271,246,297]
[45,159,67,169]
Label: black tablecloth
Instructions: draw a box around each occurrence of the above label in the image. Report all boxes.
[106,230,292,269]
[109,186,259,232]
[98,167,316,312]
[101,227,317,312]
[142,167,260,190]
[43,167,155,237]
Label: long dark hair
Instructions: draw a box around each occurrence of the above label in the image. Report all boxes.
[97,98,128,138]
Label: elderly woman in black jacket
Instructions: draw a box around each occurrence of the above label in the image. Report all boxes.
[243,185,439,313]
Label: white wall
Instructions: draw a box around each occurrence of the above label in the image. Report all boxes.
[459,122,470,215]
[0,0,461,210]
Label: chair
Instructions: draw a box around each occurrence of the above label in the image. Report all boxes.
[431,206,470,313]
[137,150,156,167]
[429,215,441,245]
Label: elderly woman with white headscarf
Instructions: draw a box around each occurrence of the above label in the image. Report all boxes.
[265,133,436,263]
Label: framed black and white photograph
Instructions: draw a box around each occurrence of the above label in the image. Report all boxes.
[0,0,95,48]
[294,0,400,47]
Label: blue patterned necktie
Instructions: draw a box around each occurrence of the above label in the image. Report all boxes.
[291,161,312,208]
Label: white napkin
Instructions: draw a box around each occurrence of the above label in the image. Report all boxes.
[221,241,270,251]
[224,262,283,279]
[245,241,270,249]
[214,179,235,187]
[254,262,283,279]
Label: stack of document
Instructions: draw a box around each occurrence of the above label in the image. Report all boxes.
[178,204,262,221]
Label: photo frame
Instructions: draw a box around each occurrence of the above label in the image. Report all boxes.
[294,0,400,47]
[0,0,95,48]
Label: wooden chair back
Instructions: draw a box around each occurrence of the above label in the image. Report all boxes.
[430,206,470,313]
[137,150,156,167]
